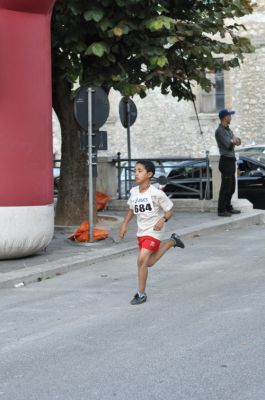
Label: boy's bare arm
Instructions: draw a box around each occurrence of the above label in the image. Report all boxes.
[153,208,173,231]
[119,209,134,238]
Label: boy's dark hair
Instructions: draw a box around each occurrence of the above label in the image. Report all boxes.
[136,160,155,177]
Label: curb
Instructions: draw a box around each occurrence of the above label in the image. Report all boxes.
[1,210,265,289]
[178,209,265,239]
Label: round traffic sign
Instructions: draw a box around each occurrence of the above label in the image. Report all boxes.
[74,85,110,131]
[119,97,137,128]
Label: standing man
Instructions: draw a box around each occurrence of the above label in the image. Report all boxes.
[215,109,241,217]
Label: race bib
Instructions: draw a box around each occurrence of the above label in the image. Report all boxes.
[132,193,154,214]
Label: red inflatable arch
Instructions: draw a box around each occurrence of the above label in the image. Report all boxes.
[0,0,56,258]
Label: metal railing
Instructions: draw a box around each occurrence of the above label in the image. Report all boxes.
[114,152,211,200]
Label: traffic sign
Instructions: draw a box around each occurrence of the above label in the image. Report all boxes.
[80,130,108,151]
[119,97,137,128]
[74,85,110,131]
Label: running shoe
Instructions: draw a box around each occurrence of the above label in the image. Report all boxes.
[130,293,147,305]
[170,233,185,248]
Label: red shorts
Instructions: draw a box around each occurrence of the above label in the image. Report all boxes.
[137,236,160,251]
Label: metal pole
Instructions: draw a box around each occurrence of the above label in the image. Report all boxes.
[205,150,210,200]
[126,99,132,189]
[88,87,94,242]
[199,168,203,200]
[117,152,121,199]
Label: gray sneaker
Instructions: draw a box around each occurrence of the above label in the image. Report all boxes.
[170,233,185,248]
[130,293,147,305]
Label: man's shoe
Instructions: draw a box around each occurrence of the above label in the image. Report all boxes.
[218,211,232,217]
[170,233,185,248]
[228,209,241,214]
[130,293,147,305]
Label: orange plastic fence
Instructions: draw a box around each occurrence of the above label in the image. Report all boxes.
[69,220,109,242]
[96,191,109,211]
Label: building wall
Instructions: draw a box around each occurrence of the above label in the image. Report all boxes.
[230,3,265,144]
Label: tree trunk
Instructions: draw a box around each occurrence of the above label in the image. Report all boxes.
[53,77,95,226]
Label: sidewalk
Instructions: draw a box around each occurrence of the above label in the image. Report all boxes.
[0,209,264,289]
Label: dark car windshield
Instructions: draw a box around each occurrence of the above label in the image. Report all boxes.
[236,146,265,161]
[239,151,265,164]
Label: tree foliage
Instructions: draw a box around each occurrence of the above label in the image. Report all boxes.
[51,0,254,225]
[52,0,254,97]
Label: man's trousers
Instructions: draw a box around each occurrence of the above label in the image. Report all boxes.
[218,156,236,213]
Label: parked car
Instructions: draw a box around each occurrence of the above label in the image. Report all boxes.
[236,145,265,164]
[117,160,180,198]
[162,154,265,209]
[236,144,265,154]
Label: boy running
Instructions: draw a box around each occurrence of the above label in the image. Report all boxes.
[119,160,185,305]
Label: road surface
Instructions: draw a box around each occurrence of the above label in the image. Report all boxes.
[0,224,265,400]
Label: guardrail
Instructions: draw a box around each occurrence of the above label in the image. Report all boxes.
[114,152,211,200]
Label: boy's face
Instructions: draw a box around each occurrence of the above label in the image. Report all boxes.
[135,163,153,185]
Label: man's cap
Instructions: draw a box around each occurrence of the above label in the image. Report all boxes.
[218,108,235,119]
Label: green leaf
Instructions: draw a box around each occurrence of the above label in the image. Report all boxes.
[149,55,168,68]
[85,42,109,57]
[149,56,159,66]
[114,82,146,97]
[167,36,177,44]
[145,16,175,32]
[157,56,168,68]
[113,27,124,37]
[99,18,113,32]
[84,9,104,22]
[112,22,131,37]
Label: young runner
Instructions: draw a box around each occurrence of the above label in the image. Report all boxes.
[119,160,185,305]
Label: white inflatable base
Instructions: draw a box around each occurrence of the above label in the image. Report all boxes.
[0,204,54,259]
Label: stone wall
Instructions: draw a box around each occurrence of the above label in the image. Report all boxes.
[102,88,211,159]
[230,5,265,144]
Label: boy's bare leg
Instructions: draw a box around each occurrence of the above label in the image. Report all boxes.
[148,240,174,267]
[137,248,153,293]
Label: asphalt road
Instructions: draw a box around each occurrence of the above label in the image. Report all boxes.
[0,224,265,400]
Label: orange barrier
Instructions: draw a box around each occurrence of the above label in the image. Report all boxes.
[96,191,110,211]
[69,220,109,242]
